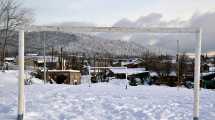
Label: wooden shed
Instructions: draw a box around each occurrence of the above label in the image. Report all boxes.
[41,70,81,85]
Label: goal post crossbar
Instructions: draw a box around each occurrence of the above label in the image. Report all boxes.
[22,26,199,33]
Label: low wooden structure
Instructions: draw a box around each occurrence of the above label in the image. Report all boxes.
[41,70,81,85]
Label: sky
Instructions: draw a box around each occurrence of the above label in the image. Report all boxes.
[20,0,215,53]
[22,0,215,26]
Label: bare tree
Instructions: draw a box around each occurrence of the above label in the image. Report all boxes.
[177,52,191,85]
[0,0,33,65]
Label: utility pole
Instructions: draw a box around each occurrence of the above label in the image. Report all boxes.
[60,47,63,70]
[51,47,54,63]
[177,40,180,88]
[94,55,96,74]
[18,30,25,120]
[43,32,46,83]
[88,66,91,87]
[125,67,128,90]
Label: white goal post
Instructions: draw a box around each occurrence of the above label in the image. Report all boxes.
[17,26,201,120]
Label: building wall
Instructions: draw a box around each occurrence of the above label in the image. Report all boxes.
[41,71,81,85]
[70,72,81,85]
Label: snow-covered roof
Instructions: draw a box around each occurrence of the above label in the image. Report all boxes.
[25,56,59,63]
[207,63,214,67]
[201,72,215,77]
[109,68,147,75]
[150,71,176,77]
[41,69,80,73]
[209,67,215,72]
[121,58,143,66]
[121,61,139,66]
[90,69,101,73]
[35,56,58,63]
[161,59,176,64]
[150,72,159,77]
[171,59,176,64]
[5,57,15,61]
[169,71,177,76]
[26,53,38,56]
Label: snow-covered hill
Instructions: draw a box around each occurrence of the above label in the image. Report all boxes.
[6,31,145,57]
[0,71,215,120]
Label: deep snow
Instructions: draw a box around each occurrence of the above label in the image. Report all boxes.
[0,71,215,120]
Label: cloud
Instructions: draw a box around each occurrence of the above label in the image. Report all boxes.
[113,18,134,27]
[110,12,215,54]
[190,12,215,52]
[48,21,96,27]
[22,0,215,26]
[136,13,162,26]
[37,12,215,54]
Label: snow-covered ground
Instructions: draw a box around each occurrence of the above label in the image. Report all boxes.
[0,71,215,120]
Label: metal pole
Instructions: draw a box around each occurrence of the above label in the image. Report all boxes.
[43,32,46,83]
[88,66,91,87]
[51,47,54,63]
[193,29,202,120]
[18,30,25,120]
[177,40,180,89]
[125,67,128,89]
[60,47,63,70]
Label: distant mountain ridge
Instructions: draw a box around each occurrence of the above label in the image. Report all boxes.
[5,31,146,56]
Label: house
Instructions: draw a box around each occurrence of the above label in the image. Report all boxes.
[33,56,58,68]
[5,57,16,63]
[209,66,215,72]
[109,67,149,79]
[113,58,143,68]
[150,71,179,87]
[122,58,144,68]
[201,72,215,89]
[89,57,113,68]
[40,69,81,85]
[202,72,215,80]
[23,54,59,69]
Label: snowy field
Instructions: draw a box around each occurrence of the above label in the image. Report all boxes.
[0,71,215,120]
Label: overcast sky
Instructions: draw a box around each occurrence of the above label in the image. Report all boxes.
[20,0,215,53]
[22,0,215,26]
